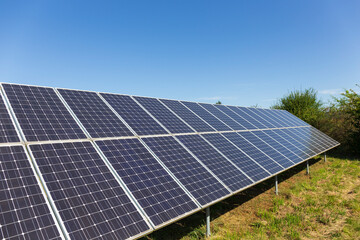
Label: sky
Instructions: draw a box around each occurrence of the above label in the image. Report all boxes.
[0,1,359,108]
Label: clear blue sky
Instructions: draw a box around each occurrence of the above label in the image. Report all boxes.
[0,1,359,107]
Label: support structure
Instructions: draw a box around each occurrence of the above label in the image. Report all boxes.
[206,207,210,237]
[306,160,310,175]
[324,152,327,162]
[275,175,278,195]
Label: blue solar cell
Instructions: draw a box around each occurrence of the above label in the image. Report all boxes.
[222,132,283,174]
[2,84,86,141]
[198,103,246,130]
[181,102,232,131]
[96,138,198,227]
[0,94,20,143]
[248,108,281,128]
[100,93,168,136]
[268,129,312,159]
[142,136,230,206]
[237,131,293,168]
[58,89,134,138]
[252,130,303,164]
[30,142,151,240]
[232,107,267,129]
[201,133,270,182]
[159,99,216,132]
[176,135,253,191]
[0,145,62,240]
[134,96,194,134]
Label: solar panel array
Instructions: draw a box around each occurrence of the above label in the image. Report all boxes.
[0,83,339,240]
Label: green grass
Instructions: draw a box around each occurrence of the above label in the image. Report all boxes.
[143,156,360,240]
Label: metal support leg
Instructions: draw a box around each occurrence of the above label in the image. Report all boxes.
[275,175,278,195]
[306,160,310,175]
[206,207,210,237]
[324,152,327,162]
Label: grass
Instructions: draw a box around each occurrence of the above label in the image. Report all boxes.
[142,156,360,240]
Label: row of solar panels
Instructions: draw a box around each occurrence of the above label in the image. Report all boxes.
[0,83,309,144]
[0,83,339,240]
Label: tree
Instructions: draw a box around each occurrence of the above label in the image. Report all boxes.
[334,84,360,155]
[271,88,323,127]
[215,101,222,104]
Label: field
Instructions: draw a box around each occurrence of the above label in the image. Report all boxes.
[143,156,360,240]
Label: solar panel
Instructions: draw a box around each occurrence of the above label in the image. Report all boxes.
[181,102,232,131]
[233,107,267,129]
[0,94,20,143]
[159,99,216,132]
[222,132,284,174]
[251,130,303,164]
[198,103,247,130]
[100,93,168,136]
[95,138,198,227]
[57,89,133,138]
[278,129,320,155]
[201,133,270,182]
[2,84,86,141]
[248,108,281,128]
[29,141,152,240]
[176,134,253,191]
[0,145,62,240]
[237,131,294,168]
[133,96,194,134]
[142,136,230,206]
[268,129,313,159]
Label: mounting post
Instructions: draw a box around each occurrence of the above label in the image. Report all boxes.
[324,152,327,162]
[275,175,278,195]
[206,207,210,237]
[306,160,310,175]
